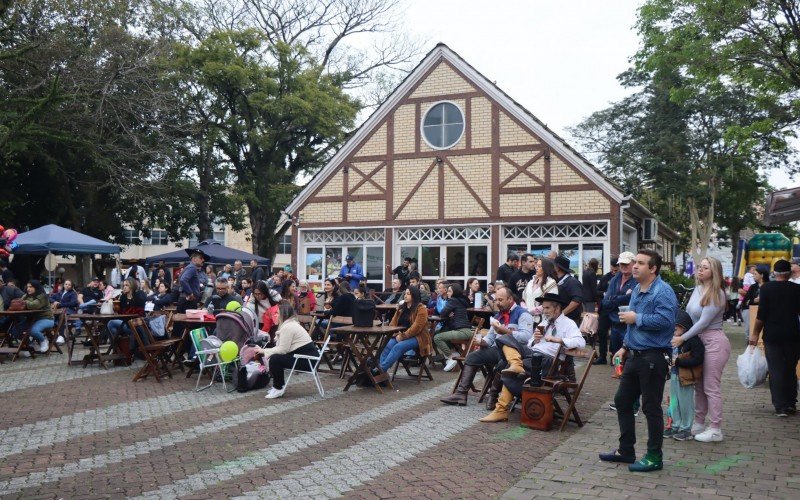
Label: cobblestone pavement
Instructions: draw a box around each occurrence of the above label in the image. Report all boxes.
[3,324,789,499]
[503,324,800,500]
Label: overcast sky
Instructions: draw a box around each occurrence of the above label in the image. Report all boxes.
[401,0,795,191]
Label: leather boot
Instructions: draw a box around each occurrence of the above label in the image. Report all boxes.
[500,345,524,376]
[440,364,478,406]
[485,370,503,410]
[480,386,513,422]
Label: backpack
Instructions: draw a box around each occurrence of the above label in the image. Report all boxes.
[234,361,270,392]
[352,299,376,327]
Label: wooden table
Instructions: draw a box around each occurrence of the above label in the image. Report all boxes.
[0,310,46,362]
[171,313,217,367]
[467,307,493,319]
[334,324,404,393]
[67,313,139,368]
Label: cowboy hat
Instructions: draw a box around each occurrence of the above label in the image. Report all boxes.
[534,292,571,308]
[554,255,572,274]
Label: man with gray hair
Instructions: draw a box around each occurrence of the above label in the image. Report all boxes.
[790,258,800,284]
[750,259,800,416]
[204,277,243,312]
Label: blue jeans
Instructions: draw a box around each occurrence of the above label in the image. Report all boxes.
[14,318,55,343]
[379,337,419,372]
[74,300,97,331]
[610,324,626,356]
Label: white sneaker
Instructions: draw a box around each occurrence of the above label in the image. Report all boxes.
[443,359,458,372]
[265,387,286,399]
[56,335,65,345]
[691,422,705,436]
[38,339,49,353]
[19,351,31,358]
[695,428,723,442]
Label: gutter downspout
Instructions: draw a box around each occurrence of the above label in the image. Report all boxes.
[620,195,631,255]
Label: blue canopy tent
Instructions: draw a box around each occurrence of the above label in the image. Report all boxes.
[144,240,270,268]
[13,224,121,255]
[11,224,121,286]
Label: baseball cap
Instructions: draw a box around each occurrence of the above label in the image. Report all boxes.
[617,251,636,264]
[345,254,354,261]
[791,257,800,266]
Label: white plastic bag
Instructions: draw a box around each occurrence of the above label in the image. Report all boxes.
[737,346,767,388]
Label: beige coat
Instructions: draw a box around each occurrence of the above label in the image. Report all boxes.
[261,317,313,357]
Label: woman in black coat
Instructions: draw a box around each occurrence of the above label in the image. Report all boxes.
[581,258,600,313]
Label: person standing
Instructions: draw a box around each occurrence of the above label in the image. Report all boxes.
[672,256,731,442]
[495,253,520,286]
[553,255,584,326]
[600,249,677,472]
[593,256,619,365]
[174,251,206,347]
[391,257,413,288]
[740,269,768,342]
[751,259,800,417]
[507,253,536,302]
[250,259,266,284]
[339,254,364,290]
[601,252,636,364]
[582,258,600,313]
[790,257,800,284]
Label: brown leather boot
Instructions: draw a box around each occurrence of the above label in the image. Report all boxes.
[500,345,525,376]
[485,370,503,410]
[480,386,513,422]
[441,364,479,406]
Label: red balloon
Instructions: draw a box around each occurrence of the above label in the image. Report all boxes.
[0,249,9,258]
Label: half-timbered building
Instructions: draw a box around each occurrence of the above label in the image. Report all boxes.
[277,44,676,290]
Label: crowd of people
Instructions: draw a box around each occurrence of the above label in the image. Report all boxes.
[3,246,798,475]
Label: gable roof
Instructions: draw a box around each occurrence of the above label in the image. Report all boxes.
[278,43,627,232]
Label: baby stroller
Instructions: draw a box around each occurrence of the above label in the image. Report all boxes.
[214,310,257,349]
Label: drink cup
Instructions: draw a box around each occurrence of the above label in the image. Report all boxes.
[618,306,630,313]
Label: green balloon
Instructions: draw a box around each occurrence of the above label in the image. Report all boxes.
[220,341,239,362]
[225,301,242,312]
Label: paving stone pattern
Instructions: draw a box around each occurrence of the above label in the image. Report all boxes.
[1,323,793,499]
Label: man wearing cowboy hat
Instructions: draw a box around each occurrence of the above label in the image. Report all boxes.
[174,250,208,340]
[554,254,584,326]
[480,292,585,422]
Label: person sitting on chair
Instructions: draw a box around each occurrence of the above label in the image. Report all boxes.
[480,292,585,422]
[377,286,431,373]
[258,303,318,399]
[434,283,474,372]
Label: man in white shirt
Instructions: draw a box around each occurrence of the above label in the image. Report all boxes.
[790,258,800,284]
[480,292,585,422]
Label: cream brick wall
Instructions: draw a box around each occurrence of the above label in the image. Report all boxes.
[393,158,434,213]
[355,123,387,157]
[420,99,466,152]
[551,190,610,215]
[301,202,343,223]
[443,154,492,218]
[350,161,385,196]
[550,156,585,185]
[410,62,476,98]
[393,105,416,154]
[471,97,492,148]
[224,225,252,253]
[500,112,540,147]
[396,178,437,220]
[347,199,386,221]
[500,193,546,217]
[315,169,344,197]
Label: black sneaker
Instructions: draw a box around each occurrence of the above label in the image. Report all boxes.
[663,427,676,438]
[598,449,635,464]
[787,406,797,414]
[776,409,789,417]
[593,358,607,365]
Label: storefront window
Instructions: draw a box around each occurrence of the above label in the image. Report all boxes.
[365,247,384,281]
[420,246,441,276]
[583,243,605,275]
[306,248,323,281]
[325,248,342,278]
[558,244,580,275]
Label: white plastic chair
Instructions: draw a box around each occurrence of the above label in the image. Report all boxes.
[284,335,332,397]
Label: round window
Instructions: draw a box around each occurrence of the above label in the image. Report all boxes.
[422,102,464,149]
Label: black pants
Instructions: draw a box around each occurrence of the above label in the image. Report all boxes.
[270,342,318,389]
[596,311,611,361]
[764,339,800,411]
[614,350,669,458]
[503,352,555,398]
[464,345,502,368]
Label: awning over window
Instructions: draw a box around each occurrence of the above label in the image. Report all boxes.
[764,186,800,226]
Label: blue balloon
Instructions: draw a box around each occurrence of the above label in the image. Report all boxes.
[8,241,17,250]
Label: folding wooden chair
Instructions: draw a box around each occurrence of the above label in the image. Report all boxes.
[541,347,597,431]
[449,318,485,394]
[128,318,176,383]
[313,315,354,375]
[44,311,66,355]
[390,338,434,385]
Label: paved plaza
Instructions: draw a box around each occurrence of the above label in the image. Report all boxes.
[0,324,796,499]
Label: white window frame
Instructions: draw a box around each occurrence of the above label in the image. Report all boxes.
[420,100,465,150]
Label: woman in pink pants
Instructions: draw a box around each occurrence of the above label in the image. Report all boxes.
[672,257,731,442]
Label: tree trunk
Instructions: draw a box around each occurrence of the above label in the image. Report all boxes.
[195,150,213,241]
[688,186,717,266]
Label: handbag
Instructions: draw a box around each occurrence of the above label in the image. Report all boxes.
[579,312,598,336]
[8,298,27,311]
[100,300,115,315]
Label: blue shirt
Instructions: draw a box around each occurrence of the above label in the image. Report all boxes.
[339,263,364,290]
[179,264,203,297]
[623,275,678,351]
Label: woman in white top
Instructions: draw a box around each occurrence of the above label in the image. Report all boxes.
[522,258,559,323]
[672,256,730,442]
[257,303,318,399]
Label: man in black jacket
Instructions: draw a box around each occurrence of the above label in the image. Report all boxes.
[250,259,266,284]
[495,253,519,286]
[750,259,800,416]
[594,256,619,364]
[392,257,413,288]
[507,253,535,302]
[554,255,584,326]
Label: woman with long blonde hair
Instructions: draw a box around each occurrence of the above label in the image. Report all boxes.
[671,256,731,442]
